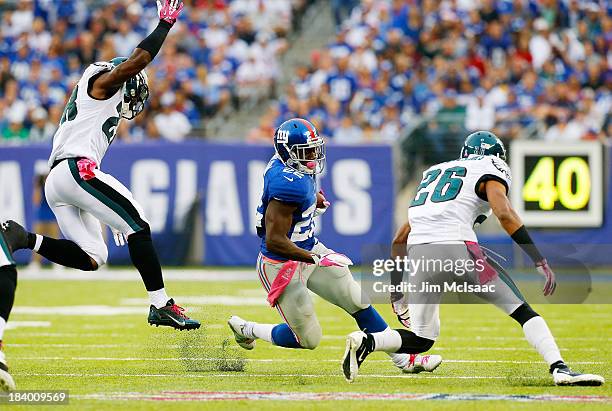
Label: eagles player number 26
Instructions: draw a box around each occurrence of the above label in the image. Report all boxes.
[411,166,467,207]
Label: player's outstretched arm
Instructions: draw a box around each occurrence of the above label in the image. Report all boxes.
[389,220,411,327]
[265,200,317,264]
[485,180,556,295]
[391,221,411,259]
[91,0,184,98]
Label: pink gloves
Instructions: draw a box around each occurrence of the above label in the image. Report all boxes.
[536,259,556,296]
[157,0,184,25]
[311,253,353,267]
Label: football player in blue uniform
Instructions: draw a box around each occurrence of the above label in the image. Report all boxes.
[228,118,441,374]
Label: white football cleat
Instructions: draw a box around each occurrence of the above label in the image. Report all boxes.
[0,351,16,392]
[552,365,605,386]
[342,331,374,383]
[399,354,442,374]
[228,315,255,350]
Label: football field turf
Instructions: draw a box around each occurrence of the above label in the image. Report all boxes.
[4,269,611,410]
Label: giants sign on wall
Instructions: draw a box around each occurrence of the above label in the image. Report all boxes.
[0,142,394,265]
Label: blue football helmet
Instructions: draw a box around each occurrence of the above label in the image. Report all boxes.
[274,118,325,174]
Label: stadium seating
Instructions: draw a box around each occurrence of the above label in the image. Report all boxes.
[0,0,311,144]
[0,1,609,150]
[250,0,610,156]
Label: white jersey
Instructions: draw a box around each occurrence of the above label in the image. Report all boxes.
[49,62,123,168]
[407,155,512,244]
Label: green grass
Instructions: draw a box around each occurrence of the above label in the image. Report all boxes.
[3,274,611,410]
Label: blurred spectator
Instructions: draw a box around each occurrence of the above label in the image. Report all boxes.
[247,106,277,143]
[1,109,28,144]
[543,113,587,142]
[465,89,495,131]
[113,20,141,57]
[235,49,271,103]
[333,116,364,143]
[28,107,56,143]
[332,0,357,28]
[153,93,192,142]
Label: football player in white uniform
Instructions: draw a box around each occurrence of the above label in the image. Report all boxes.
[1,0,199,330]
[342,131,604,386]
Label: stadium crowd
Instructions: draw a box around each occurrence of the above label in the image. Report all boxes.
[0,1,609,148]
[0,0,310,145]
[249,0,610,148]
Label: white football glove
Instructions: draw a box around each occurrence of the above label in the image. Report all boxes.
[311,252,353,267]
[391,293,411,329]
[112,228,127,247]
[313,200,330,217]
[314,190,330,217]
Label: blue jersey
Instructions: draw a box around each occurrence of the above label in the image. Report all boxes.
[256,157,317,261]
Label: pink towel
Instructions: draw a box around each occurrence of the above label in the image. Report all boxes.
[77,158,97,181]
[267,260,299,307]
[465,241,498,284]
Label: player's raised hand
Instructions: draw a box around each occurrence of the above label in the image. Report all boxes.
[312,252,353,267]
[536,259,556,296]
[157,0,184,25]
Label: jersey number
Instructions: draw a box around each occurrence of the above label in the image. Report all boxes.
[290,203,316,242]
[410,166,467,207]
[60,86,79,125]
[102,103,122,143]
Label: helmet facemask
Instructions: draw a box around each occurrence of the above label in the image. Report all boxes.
[282,139,326,175]
[121,71,149,120]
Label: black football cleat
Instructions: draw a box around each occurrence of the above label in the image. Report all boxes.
[552,364,605,386]
[148,299,200,331]
[0,220,30,252]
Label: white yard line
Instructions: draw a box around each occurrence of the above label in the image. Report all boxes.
[121,296,267,306]
[9,331,607,342]
[13,372,537,379]
[18,269,255,282]
[5,321,51,330]
[13,306,147,315]
[4,343,595,351]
